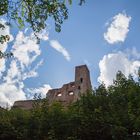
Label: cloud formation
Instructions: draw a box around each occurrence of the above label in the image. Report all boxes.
[0,83,26,107]
[0,19,13,76]
[49,40,71,61]
[13,31,41,66]
[104,13,131,44]
[98,48,140,86]
[27,84,52,98]
[0,60,27,107]
[0,26,51,108]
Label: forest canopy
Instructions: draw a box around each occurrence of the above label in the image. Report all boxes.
[0,71,140,140]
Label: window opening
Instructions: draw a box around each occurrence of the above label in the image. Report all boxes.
[57,93,62,97]
[69,91,74,95]
[80,78,83,83]
[78,86,81,90]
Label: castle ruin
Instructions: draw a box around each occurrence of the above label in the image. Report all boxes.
[47,65,92,105]
[13,65,92,109]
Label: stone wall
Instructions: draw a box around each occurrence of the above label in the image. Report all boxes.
[13,100,34,110]
[46,65,92,104]
[12,65,92,109]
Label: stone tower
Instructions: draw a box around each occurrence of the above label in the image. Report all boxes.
[74,65,92,100]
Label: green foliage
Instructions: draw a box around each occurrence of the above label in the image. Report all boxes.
[0,0,85,58]
[0,23,10,45]
[0,23,13,58]
[0,0,85,34]
[0,51,13,59]
[1,71,140,139]
[0,0,8,16]
[0,35,10,44]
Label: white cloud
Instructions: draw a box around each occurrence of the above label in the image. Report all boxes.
[0,60,26,108]
[98,49,140,86]
[0,28,50,108]
[0,59,6,77]
[36,29,49,41]
[12,31,41,66]
[3,60,21,83]
[104,13,131,44]
[0,19,13,76]
[22,59,44,80]
[125,47,140,59]
[27,84,52,98]
[49,40,71,61]
[0,82,26,107]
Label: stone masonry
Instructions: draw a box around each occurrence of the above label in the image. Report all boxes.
[13,65,92,109]
[46,65,92,105]
[13,100,33,110]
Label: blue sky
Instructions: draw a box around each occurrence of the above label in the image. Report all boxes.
[0,0,140,107]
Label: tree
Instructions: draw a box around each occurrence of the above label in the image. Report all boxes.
[0,0,85,37]
[1,73,140,140]
[137,67,140,83]
[0,0,85,58]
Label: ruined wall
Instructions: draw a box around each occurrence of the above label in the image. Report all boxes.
[13,100,34,110]
[46,65,92,104]
[13,65,92,109]
[47,82,76,105]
